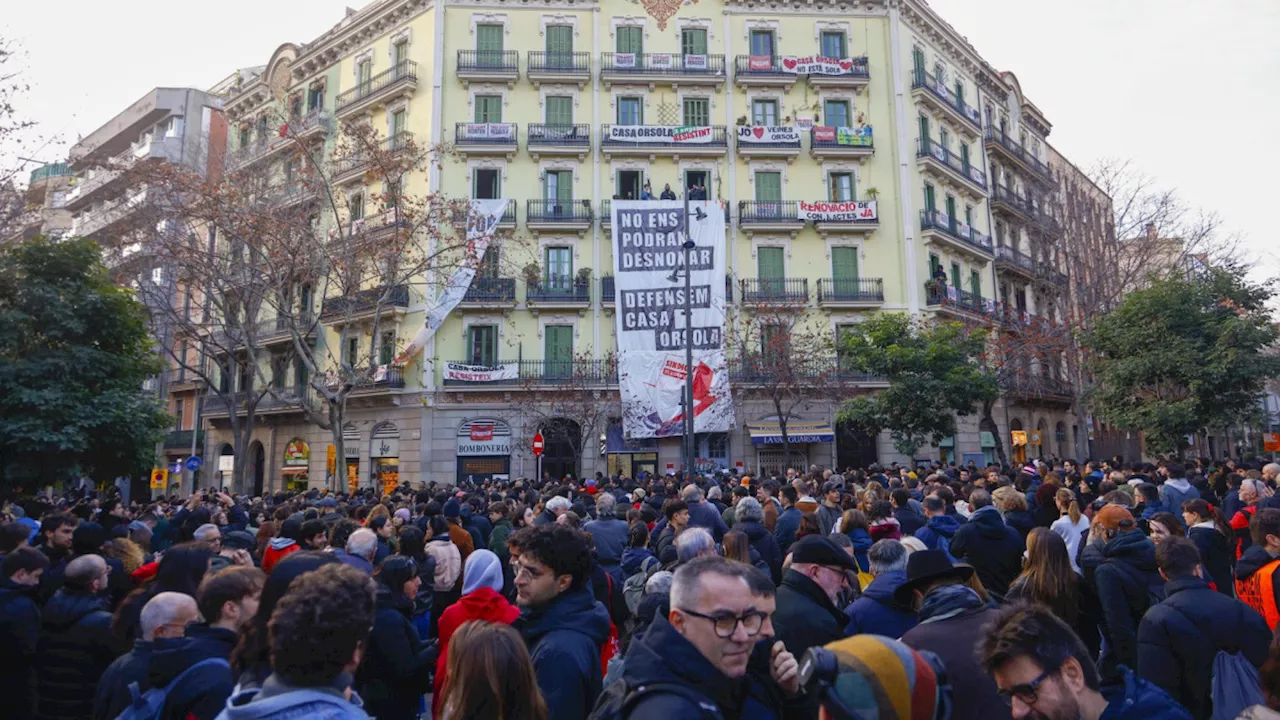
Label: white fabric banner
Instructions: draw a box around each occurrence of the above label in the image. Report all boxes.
[607,125,714,144]
[779,55,864,75]
[614,53,637,68]
[462,123,514,140]
[649,53,674,69]
[736,125,801,144]
[798,200,877,222]
[684,54,708,70]
[443,361,518,382]
[395,199,508,365]
[611,200,734,439]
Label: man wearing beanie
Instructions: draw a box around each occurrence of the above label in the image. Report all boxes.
[442,499,474,563]
[432,550,519,715]
[1080,504,1163,680]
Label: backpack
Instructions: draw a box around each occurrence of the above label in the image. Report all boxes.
[588,679,724,720]
[1211,650,1265,720]
[623,556,660,614]
[115,657,230,720]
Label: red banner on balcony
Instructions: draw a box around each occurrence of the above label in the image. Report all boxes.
[748,55,773,71]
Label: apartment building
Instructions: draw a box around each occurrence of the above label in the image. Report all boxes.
[200,0,1095,491]
[6,162,75,242]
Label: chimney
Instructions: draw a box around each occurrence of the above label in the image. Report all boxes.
[1145,222,1157,240]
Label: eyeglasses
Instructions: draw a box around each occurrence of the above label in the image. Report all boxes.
[677,607,768,638]
[997,665,1058,706]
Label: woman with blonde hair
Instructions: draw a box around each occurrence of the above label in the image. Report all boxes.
[102,537,146,575]
[991,485,1034,541]
[440,620,548,720]
[1050,487,1090,573]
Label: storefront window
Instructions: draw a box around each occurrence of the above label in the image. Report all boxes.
[282,438,310,491]
[371,422,401,494]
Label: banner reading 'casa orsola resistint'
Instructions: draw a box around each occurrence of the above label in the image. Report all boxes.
[611,200,734,439]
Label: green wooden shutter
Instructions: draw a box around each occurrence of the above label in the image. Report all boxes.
[476,25,504,52]
[832,247,859,280]
[617,27,643,54]
[912,47,925,75]
[681,28,707,55]
[545,325,573,377]
[474,96,502,122]
[950,262,961,288]
[545,96,573,126]
[960,143,970,170]
[820,31,847,58]
[969,270,982,301]
[545,247,572,290]
[546,26,573,54]
[923,184,936,212]
[682,98,709,126]
[754,172,781,202]
[825,100,850,127]
[469,326,496,366]
[750,31,774,57]
[546,170,573,201]
[757,246,784,279]
[945,195,957,226]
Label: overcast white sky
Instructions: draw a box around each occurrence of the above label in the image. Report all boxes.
[7,0,1277,278]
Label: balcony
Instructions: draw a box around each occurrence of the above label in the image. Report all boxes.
[72,187,152,240]
[738,201,803,233]
[526,276,591,308]
[336,60,418,118]
[601,199,612,227]
[600,125,728,159]
[807,56,871,90]
[203,384,322,417]
[740,278,808,305]
[734,125,801,159]
[809,126,874,161]
[332,131,415,184]
[163,429,204,450]
[601,275,615,305]
[454,122,517,157]
[320,284,410,323]
[994,245,1037,279]
[227,111,332,172]
[600,53,726,88]
[460,277,516,307]
[495,199,517,229]
[984,128,1054,185]
[527,51,591,87]
[349,366,408,395]
[526,123,591,159]
[441,359,617,388]
[924,282,992,322]
[164,367,206,389]
[916,138,987,198]
[817,278,884,306]
[990,184,1033,222]
[729,356,888,386]
[910,69,982,136]
[65,137,182,211]
[456,50,519,87]
[1002,374,1074,407]
[1035,262,1069,287]
[526,199,593,233]
[733,56,798,88]
[919,209,994,258]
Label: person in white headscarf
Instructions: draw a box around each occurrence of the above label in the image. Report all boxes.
[431,550,521,714]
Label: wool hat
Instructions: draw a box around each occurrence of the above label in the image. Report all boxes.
[462,549,504,595]
[394,508,412,523]
[443,498,461,519]
[818,635,947,720]
[1093,504,1136,531]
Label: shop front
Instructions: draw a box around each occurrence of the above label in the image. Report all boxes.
[456,418,512,485]
[371,422,400,495]
[343,424,361,493]
[282,438,310,491]
[747,420,834,476]
[605,423,658,479]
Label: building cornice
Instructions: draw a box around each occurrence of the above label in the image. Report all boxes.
[292,0,432,80]
[896,0,1005,101]
[722,0,887,14]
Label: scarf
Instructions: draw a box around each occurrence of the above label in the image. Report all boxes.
[916,583,984,625]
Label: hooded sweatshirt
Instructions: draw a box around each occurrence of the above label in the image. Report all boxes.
[261,537,300,574]
[215,673,368,720]
[1159,478,1199,518]
[914,514,961,560]
[432,573,519,715]
[949,505,1025,599]
[516,586,612,719]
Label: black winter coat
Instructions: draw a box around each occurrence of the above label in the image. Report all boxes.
[1086,530,1165,680]
[356,588,436,720]
[1187,525,1234,596]
[517,586,611,720]
[0,578,41,720]
[736,520,783,584]
[949,506,1024,599]
[901,605,1012,720]
[147,624,240,720]
[92,639,153,720]
[1137,575,1271,719]
[893,507,926,537]
[35,589,122,720]
[773,570,846,658]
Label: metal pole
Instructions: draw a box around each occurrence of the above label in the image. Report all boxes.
[684,192,695,482]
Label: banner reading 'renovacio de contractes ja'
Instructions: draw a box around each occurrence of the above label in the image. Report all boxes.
[611,200,734,439]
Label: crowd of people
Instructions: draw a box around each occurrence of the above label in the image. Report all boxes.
[3,455,1280,719]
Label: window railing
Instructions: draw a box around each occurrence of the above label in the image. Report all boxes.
[924,282,989,315]
[734,55,790,76]
[911,68,982,127]
[738,200,801,224]
[336,60,418,112]
[740,278,809,303]
[454,122,518,146]
[984,128,1053,181]
[920,210,994,254]
[995,245,1036,273]
[600,53,726,76]
[441,359,618,386]
[527,276,590,303]
[456,50,519,73]
[527,51,591,74]
[600,125,728,147]
[320,284,410,318]
[351,366,407,390]
[817,278,884,302]
[601,275,615,303]
[527,199,593,223]
[917,137,986,188]
[527,123,591,147]
[463,277,516,303]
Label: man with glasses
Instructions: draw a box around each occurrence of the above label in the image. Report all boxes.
[981,603,1191,720]
[600,555,801,718]
[773,536,857,658]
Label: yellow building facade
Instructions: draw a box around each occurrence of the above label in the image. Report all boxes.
[204,0,1086,491]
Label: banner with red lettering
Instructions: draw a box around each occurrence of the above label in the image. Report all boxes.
[443,362,518,383]
[779,55,866,75]
[608,125,714,144]
[798,200,878,222]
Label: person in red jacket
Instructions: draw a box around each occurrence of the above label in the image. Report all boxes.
[260,517,302,574]
[432,549,519,716]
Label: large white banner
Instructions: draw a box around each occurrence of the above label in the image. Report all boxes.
[395,198,508,365]
[736,125,801,144]
[798,200,878,222]
[608,125,714,144]
[443,361,518,382]
[779,55,865,75]
[612,200,734,439]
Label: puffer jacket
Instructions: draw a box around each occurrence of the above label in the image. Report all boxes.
[1086,530,1164,679]
[516,587,611,719]
[35,590,121,720]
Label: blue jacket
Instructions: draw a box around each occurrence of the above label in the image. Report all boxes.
[845,528,873,574]
[92,639,154,720]
[1087,530,1164,679]
[621,546,657,577]
[914,514,960,559]
[687,500,729,542]
[1098,669,1193,720]
[774,507,802,555]
[1159,479,1199,518]
[583,517,630,565]
[516,586,612,719]
[1137,575,1270,719]
[216,675,369,720]
[147,624,241,720]
[0,578,40,720]
[843,570,918,639]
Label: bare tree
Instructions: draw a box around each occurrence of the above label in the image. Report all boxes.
[0,37,46,241]
[505,351,620,482]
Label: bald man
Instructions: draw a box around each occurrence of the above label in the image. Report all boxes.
[36,554,123,720]
[93,592,200,720]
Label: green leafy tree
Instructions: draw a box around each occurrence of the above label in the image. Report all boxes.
[837,313,997,459]
[1082,264,1280,456]
[0,237,168,494]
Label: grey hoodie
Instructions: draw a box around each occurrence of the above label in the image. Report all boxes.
[1158,477,1198,516]
[215,674,368,720]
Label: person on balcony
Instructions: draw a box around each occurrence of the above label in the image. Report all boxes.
[660,184,676,200]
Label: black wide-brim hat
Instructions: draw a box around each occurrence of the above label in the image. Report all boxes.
[893,549,975,606]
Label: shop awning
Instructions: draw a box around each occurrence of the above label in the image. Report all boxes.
[980,431,996,448]
[747,421,835,445]
[281,466,309,475]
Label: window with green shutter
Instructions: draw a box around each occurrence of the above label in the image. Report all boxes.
[969,270,982,301]
[476,25,504,64]
[478,249,499,279]
[923,183,936,212]
[379,332,396,366]
[751,99,778,126]
[950,262,961,288]
[832,246,859,281]
[760,324,788,354]
[929,253,941,277]
[939,128,949,151]
[754,172,782,202]
[545,247,573,291]
[960,143,970,171]
[682,98,709,126]
[468,325,497,366]
[681,28,707,55]
[617,26,643,54]
[617,97,643,125]
[824,100,850,128]
[545,170,573,202]
[546,25,573,56]
[393,40,409,66]
[918,115,930,147]
[945,195,957,227]
[545,96,573,126]
[820,31,847,58]
[828,173,854,202]
[474,95,502,123]
[912,47,925,75]
[750,30,775,57]
[544,325,573,377]
[757,246,784,279]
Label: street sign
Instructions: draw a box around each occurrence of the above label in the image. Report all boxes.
[1265,433,1280,453]
[532,432,545,457]
[185,456,203,472]
[150,468,169,489]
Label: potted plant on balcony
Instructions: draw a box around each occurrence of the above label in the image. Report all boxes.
[575,267,592,295]
[522,262,541,291]
[865,187,879,201]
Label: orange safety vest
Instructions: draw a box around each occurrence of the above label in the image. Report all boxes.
[1236,558,1280,630]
